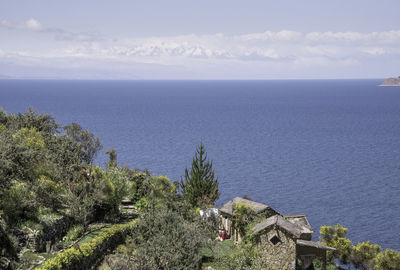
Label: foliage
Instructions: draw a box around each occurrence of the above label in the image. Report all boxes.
[132,174,178,211]
[180,142,220,208]
[107,208,204,270]
[102,166,130,215]
[64,167,104,229]
[12,127,46,149]
[350,241,381,269]
[312,259,338,270]
[34,175,65,210]
[374,248,400,270]
[130,172,149,203]
[218,243,267,270]
[320,224,352,264]
[66,225,85,241]
[38,220,136,270]
[0,181,38,223]
[232,203,257,241]
[319,224,400,270]
[0,218,17,260]
[105,148,117,168]
[64,122,102,164]
[0,109,86,225]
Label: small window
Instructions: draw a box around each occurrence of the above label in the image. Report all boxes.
[269,235,281,245]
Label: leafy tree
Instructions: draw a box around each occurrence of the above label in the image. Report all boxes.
[180,142,220,208]
[34,175,65,210]
[374,249,400,270]
[8,108,59,135]
[64,166,103,230]
[12,127,45,149]
[107,208,205,270]
[232,203,256,241]
[1,181,38,223]
[133,175,178,212]
[350,241,381,269]
[64,123,102,164]
[320,224,352,264]
[102,166,130,215]
[105,148,117,168]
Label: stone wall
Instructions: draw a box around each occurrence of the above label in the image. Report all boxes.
[257,227,296,270]
[13,216,75,253]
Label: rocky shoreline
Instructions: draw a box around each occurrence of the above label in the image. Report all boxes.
[380,76,400,86]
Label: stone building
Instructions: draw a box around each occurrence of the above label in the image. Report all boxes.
[252,215,334,270]
[219,197,279,242]
[219,197,334,270]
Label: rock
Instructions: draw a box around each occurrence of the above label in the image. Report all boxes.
[380,76,400,86]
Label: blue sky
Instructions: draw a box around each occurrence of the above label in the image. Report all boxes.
[1,0,399,79]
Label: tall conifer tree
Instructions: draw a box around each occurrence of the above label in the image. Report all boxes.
[180,142,220,208]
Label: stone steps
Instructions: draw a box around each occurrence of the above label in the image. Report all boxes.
[120,197,138,220]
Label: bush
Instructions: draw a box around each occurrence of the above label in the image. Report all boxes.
[66,225,85,241]
[108,208,204,270]
[35,175,65,210]
[350,241,381,269]
[1,181,38,224]
[38,220,136,270]
[374,248,400,270]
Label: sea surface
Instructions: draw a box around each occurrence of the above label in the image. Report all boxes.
[1,79,399,250]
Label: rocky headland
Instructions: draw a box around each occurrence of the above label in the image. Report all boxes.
[380,76,400,86]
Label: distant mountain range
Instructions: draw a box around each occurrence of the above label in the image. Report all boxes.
[380,76,400,86]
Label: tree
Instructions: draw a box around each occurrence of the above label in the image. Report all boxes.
[64,123,102,164]
[320,224,352,264]
[232,203,256,241]
[374,249,400,270]
[180,142,220,208]
[105,148,117,168]
[350,241,381,270]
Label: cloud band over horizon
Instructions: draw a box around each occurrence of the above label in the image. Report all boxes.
[1,18,399,79]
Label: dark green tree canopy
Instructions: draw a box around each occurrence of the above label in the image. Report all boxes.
[180,142,220,208]
[64,123,102,164]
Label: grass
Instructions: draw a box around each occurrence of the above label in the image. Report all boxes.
[201,240,236,269]
[78,226,109,244]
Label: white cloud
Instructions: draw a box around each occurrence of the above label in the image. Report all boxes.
[237,30,302,42]
[0,18,42,31]
[1,21,400,78]
[25,18,42,30]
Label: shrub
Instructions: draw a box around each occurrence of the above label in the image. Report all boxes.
[232,202,258,243]
[320,224,352,264]
[374,248,400,270]
[66,225,85,241]
[35,175,64,209]
[1,181,38,224]
[12,127,45,149]
[108,208,204,270]
[38,220,136,270]
[350,241,381,269]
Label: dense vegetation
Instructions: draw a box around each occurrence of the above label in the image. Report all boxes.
[0,108,130,230]
[320,224,400,270]
[1,108,399,270]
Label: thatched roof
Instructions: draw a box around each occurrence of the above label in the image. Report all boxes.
[252,215,304,238]
[219,197,271,216]
[296,240,336,251]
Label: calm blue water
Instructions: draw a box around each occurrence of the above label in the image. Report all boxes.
[1,79,399,250]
